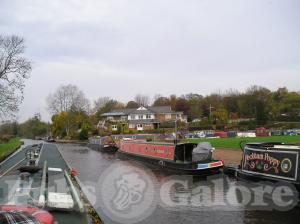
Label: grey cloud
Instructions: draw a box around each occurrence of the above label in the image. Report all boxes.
[0,0,299,121]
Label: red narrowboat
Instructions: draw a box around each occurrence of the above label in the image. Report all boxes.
[117,140,224,175]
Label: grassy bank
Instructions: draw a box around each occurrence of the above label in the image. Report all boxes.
[186,135,300,150]
[0,138,22,161]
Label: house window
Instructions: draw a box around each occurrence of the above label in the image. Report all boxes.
[165,114,172,120]
[138,115,143,120]
[129,124,135,129]
[107,116,114,121]
[130,115,135,120]
[111,125,118,131]
[146,114,151,119]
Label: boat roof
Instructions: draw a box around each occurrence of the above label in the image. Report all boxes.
[121,140,197,146]
[246,142,300,150]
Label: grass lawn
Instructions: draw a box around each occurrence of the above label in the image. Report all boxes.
[186,135,300,150]
[0,138,22,160]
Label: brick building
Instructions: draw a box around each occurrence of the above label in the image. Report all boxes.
[101,106,187,131]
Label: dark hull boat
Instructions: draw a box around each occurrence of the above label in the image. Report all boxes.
[237,142,300,191]
[99,144,118,153]
[117,141,224,175]
[88,136,118,153]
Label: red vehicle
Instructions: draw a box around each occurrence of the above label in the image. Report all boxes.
[214,131,228,138]
[0,205,54,224]
[255,127,269,137]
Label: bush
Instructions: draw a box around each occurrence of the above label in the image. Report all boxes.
[159,121,175,128]
[146,137,153,142]
[0,135,13,143]
[79,129,89,140]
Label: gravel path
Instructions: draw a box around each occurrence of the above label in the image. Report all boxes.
[214,149,242,166]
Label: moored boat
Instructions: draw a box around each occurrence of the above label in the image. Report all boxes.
[237,142,300,191]
[117,140,224,175]
[88,136,118,153]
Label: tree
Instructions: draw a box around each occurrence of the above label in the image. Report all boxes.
[134,94,150,107]
[94,99,124,122]
[126,101,139,108]
[169,94,177,110]
[18,115,49,139]
[92,96,111,113]
[246,86,272,125]
[153,97,170,106]
[47,84,90,114]
[51,109,91,139]
[175,98,189,115]
[51,112,69,138]
[0,35,31,117]
[185,93,203,120]
[211,108,228,124]
[0,121,19,136]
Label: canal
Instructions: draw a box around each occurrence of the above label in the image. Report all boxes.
[58,143,300,224]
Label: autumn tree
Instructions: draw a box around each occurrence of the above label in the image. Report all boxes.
[47,84,91,139]
[18,115,49,139]
[211,108,228,124]
[169,94,177,110]
[0,35,31,117]
[175,98,189,117]
[153,97,170,106]
[185,93,203,121]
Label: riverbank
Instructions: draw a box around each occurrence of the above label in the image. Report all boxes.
[187,135,300,149]
[214,149,242,166]
[0,138,22,162]
[55,139,88,144]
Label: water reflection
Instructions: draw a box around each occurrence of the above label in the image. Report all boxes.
[58,144,300,224]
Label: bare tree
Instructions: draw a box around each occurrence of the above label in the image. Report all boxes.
[92,96,111,113]
[0,35,31,117]
[47,84,90,114]
[134,94,150,107]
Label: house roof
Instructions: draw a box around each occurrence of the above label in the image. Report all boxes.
[101,112,124,116]
[130,106,175,114]
[101,108,136,116]
[148,106,173,113]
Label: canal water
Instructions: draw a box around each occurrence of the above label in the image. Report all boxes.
[58,144,300,224]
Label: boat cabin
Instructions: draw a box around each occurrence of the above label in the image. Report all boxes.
[120,141,214,164]
[240,142,300,182]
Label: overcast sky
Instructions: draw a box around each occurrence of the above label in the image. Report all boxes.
[1,0,299,122]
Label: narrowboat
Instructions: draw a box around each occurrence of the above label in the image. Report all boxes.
[88,136,118,153]
[237,142,300,191]
[117,140,224,175]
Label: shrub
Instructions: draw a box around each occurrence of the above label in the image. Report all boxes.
[0,135,13,143]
